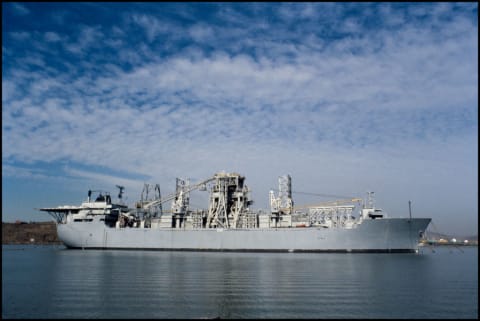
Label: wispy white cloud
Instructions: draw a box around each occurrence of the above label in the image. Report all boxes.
[64,25,104,54]
[44,31,62,42]
[63,167,146,196]
[11,2,30,16]
[130,13,172,43]
[2,164,49,180]
[9,31,30,41]
[188,24,214,43]
[3,16,476,169]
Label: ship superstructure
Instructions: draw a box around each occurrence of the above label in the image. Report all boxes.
[39,172,431,253]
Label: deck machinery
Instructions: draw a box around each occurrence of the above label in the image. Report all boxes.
[144,172,256,230]
[137,172,367,230]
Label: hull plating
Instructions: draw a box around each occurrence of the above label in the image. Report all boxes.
[57,218,431,253]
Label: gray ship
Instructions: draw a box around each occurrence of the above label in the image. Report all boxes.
[40,172,431,253]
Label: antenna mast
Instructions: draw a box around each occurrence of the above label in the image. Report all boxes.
[408,200,412,220]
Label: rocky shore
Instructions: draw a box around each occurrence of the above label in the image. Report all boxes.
[2,221,62,244]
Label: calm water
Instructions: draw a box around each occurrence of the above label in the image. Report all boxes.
[2,245,478,319]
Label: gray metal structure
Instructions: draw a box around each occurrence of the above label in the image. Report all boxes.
[39,172,431,253]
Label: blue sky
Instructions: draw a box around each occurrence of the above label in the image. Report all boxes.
[2,2,478,236]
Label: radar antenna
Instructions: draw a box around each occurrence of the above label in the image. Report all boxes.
[116,185,125,200]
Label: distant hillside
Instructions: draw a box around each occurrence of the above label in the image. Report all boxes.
[462,235,478,242]
[424,231,451,239]
[2,221,61,244]
[424,230,477,242]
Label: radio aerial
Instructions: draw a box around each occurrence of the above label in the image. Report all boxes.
[116,185,125,199]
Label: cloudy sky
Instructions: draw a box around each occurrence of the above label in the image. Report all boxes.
[2,3,478,236]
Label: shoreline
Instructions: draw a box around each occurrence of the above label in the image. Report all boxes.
[2,221,62,245]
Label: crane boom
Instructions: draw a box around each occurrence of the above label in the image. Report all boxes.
[294,198,362,211]
[141,177,215,210]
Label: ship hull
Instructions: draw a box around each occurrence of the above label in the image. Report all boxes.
[57,218,431,253]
